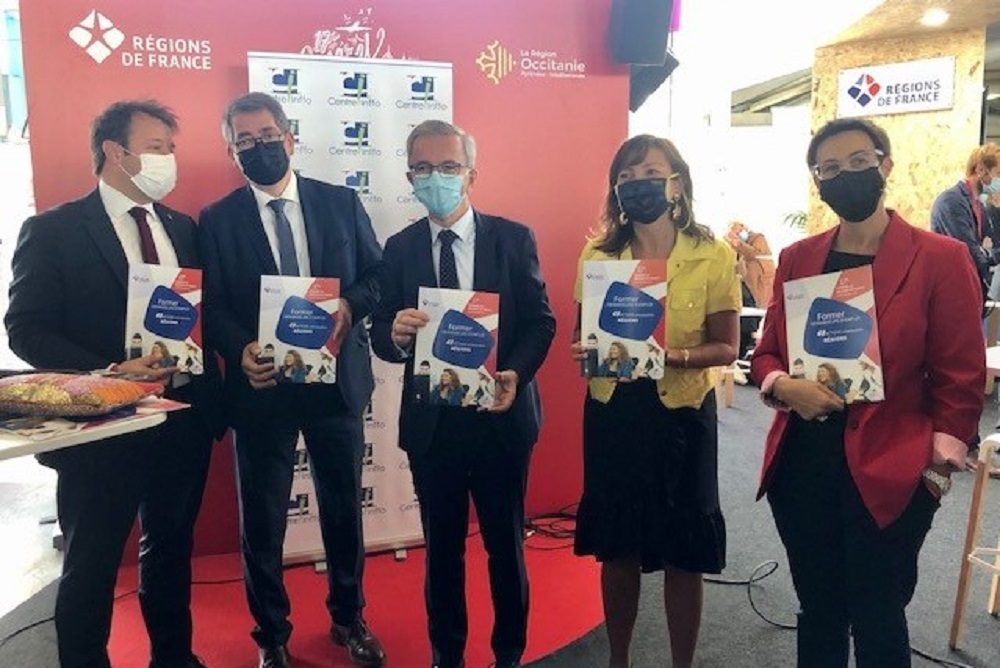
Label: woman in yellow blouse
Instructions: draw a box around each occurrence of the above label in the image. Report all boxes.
[571,135,740,668]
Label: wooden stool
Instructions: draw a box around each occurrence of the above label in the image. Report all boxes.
[714,365,735,408]
[948,435,1000,649]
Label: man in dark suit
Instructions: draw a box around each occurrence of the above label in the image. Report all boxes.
[371,120,556,668]
[4,100,223,668]
[197,92,384,668]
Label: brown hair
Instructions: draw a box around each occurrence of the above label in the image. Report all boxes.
[816,363,842,388]
[596,134,713,256]
[966,143,1000,178]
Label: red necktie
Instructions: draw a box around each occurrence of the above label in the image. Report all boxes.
[128,206,160,264]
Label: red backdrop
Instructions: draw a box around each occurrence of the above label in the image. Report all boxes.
[18,0,628,557]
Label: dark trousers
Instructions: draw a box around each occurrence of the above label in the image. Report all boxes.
[43,409,212,668]
[409,409,531,668]
[234,390,365,648]
[766,422,939,668]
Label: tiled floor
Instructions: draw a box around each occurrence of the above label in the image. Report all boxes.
[0,455,60,618]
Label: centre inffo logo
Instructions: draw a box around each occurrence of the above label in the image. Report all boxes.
[69,10,125,63]
[410,76,435,100]
[343,121,370,147]
[328,72,381,108]
[344,72,369,98]
[271,68,299,94]
[848,74,881,107]
[344,170,372,194]
[476,40,515,85]
[67,9,212,70]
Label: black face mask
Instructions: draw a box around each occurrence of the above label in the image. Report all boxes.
[238,141,290,187]
[818,167,885,223]
[616,178,672,224]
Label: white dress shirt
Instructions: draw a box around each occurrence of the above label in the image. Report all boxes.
[429,206,476,289]
[98,179,178,267]
[251,171,312,277]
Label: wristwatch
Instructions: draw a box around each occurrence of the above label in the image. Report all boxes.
[921,468,952,496]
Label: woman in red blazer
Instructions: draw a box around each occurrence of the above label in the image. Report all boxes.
[751,118,984,668]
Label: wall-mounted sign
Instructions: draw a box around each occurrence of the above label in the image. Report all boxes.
[837,56,955,118]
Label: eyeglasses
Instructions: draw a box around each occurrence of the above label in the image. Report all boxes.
[408,161,467,177]
[233,130,285,153]
[812,149,884,181]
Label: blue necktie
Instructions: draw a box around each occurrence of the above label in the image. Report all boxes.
[268,198,300,276]
[438,229,459,289]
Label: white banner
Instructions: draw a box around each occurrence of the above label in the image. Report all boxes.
[836,56,954,119]
[248,52,453,562]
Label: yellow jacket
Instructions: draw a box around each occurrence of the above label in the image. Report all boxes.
[574,232,741,409]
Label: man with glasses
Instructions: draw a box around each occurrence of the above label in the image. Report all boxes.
[198,92,385,668]
[371,120,556,668]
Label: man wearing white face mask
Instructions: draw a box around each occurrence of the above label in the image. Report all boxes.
[5,99,224,668]
[372,120,555,668]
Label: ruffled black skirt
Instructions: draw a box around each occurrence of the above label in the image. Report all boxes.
[574,380,726,574]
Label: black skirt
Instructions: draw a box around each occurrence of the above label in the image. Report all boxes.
[574,380,726,574]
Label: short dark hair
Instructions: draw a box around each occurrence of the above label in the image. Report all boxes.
[793,358,804,365]
[806,118,891,169]
[90,100,178,175]
[221,92,290,144]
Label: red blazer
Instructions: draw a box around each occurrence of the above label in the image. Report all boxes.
[751,211,985,528]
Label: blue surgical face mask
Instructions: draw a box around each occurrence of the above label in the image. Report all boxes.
[739,230,750,242]
[983,176,1000,195]
[413,172,464,219]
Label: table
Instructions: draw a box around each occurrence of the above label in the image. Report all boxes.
[0,411,166,462]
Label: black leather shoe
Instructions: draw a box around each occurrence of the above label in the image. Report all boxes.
[258,646,291,668]
[332,618,386,667]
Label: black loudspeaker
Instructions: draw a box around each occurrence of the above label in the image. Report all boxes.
[608,0,675,65]
[629,51,679,112]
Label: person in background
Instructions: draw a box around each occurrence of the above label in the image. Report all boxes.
[413,360,432,403]
[931,142,1000,304]
[431,368,466,406]
[277,349,309,384]
[198,92,385,668]
[725,220,775,308]
[151,340,178,369]
[371,120,555,668]
[753,118,984,667]
[790,358,806,379]
[598,341,635,379]
[815,363,847,400]
[570,134,740,668]
[4,99,224,668]
[129,332,144,359]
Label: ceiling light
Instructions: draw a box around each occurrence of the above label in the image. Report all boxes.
[920,8,950,27]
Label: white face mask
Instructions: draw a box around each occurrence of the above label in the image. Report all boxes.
[121,150,177,201]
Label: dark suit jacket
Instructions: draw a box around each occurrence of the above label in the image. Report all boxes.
[930,179,996,293]
[751,211,984,528]
[197,175,382,427]
[4,188,225,438]
[371,212,556,457]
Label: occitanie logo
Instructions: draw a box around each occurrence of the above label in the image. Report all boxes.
[476,40,515,85]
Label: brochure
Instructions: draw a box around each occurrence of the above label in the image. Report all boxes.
[783,265,884,403]
[581,259,667,380]
[413,287,499,408]
[258,276,340,384]
[125,264,204,375]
